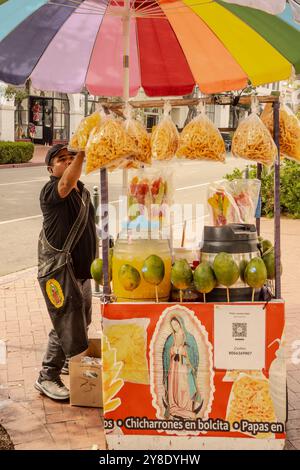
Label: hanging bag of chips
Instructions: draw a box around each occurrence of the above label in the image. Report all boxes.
[177,102,226,162]
[85,116,137,174]
[69,110,103,152]
[261,99,300,163]
[151,102,179,160]
[232,97,277,166]
[122,104,151,168]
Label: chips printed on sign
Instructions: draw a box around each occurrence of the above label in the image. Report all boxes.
[226,375,276,438]
[69,111,102,151]
[102,335,124,414]
[261,103,300,163]
[85,118,137,174]
[176,114,226,162]
[151,116,179,160]
[232,113,277,166]
[105,322,150,385]
[223,369,265,382]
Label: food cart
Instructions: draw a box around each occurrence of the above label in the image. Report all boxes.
[99,93,287,450]
[1,0,298,452]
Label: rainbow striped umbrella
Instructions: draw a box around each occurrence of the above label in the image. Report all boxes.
[0,0,299,97]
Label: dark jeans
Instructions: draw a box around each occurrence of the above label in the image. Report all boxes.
[44,126,52,145]
[39,279,92,381]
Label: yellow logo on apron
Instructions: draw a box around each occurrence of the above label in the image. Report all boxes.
[46,278,64,309]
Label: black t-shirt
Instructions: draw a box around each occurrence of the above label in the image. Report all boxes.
[40,176,96,279]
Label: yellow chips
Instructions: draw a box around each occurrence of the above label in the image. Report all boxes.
[69,112,102,151]
[261,103,300,163]
[223,369,264,382]
[85,118,137,174]
[176,115,226,162]
[232,113,277,166]
[151,117,179,160]
[105,322,149,385]
[102,335,124,414]
[125,119,151,165]
[105,118,151,172]
[227,375,276,438]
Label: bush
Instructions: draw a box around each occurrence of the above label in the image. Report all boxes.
[0,141,34,164]
[225,160,300,218]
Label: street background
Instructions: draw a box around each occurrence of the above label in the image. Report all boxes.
[0,154,246,276]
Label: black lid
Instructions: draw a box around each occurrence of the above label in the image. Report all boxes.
[204,224,257,243]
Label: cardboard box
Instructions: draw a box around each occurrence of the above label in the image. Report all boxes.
[70,338,103,408]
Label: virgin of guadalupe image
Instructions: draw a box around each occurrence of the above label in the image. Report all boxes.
[162,315,203,420]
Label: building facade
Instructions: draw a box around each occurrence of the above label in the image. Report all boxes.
[0,80,299,144]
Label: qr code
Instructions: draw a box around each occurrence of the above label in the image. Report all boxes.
[232,322,247,338]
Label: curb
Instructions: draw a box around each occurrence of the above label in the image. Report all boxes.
[0,266,37,286]
[0,162,45,170]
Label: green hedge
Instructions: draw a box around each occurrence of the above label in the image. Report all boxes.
[0,141,34,164]
[225,160,300,218]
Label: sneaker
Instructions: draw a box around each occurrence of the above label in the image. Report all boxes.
[61,358,69,375]
[34,376,70,400]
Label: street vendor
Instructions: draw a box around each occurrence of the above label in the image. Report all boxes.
[35,144,96,401]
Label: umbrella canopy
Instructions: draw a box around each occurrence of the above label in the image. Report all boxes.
[221,1,286,15]
[0,0,299,96]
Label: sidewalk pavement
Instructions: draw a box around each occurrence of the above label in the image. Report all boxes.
[0,218,300,450]
[31,145,49,165]
[0,270,105,450]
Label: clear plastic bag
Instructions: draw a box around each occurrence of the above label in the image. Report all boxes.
[124,117,151,166]
[207,182,240,226]
[207,178,261,226]
[127,166,173,226]
[85,117,136,174]
[69,111,102,152]
[177,105,226,162]
[261,102,300,163]
[227,179,261,224]
[151,102,178,160]
[232,112,277,166]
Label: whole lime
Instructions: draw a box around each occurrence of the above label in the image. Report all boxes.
[193,262,216,294]
[213,252,239,287]
[118,264,141,291]
[90,258,103,284]
[263,249,275,280]
[261,239,273,255]
[244,257,267,288]
[239,258,248,284]
[142,255,165,285]
[262,248,282,280]
[171,259,193,290]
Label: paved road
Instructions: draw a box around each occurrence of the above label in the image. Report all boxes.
[0,157,247,276]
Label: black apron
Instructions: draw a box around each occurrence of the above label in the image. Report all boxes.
[38,188,90,357]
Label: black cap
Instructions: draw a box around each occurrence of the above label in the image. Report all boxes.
[45,144,74,166]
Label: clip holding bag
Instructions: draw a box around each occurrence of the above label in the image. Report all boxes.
[38,188,91,357]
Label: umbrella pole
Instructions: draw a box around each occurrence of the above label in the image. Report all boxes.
[122,0,131,223]
[256,163,262,236]
[122,0,130,105]
[273,100,281,299]
[101,1,131,303]
[101,168,111,300]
